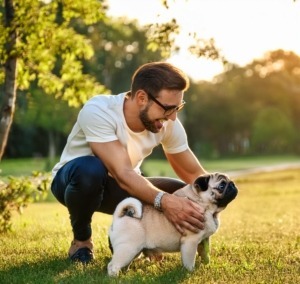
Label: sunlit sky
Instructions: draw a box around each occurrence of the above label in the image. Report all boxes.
[107,0,300,81]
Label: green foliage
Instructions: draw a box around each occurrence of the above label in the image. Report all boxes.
[0,12,8,83]
[189,37,226,63]
[252,107,296,153]
[15,89,78,133]
[0,0,109,107]
[81,17,163,94]
[0,171,51,233]
[146,18,180,58]
[185,49,300,157]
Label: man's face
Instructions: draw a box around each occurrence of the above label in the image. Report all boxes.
[139,89,184,133]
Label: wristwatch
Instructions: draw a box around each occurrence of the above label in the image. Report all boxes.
[154,191,167,211]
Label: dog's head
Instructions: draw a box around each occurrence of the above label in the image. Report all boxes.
[193,173,238,209]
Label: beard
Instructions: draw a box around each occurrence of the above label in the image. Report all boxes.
[139,106,160,133]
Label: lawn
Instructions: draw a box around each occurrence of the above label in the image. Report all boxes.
[0,168,299,283]
[142,154,300,177]
[1,154,299,177]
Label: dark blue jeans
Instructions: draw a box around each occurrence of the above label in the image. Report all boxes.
[51,156,185,241]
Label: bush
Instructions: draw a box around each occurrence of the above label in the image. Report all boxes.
[0,172,51,233]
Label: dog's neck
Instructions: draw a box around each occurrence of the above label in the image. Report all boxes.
[174,185,218,214]
[175,185,204,205]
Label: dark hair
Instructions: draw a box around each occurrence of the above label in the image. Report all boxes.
[130,62,189,98]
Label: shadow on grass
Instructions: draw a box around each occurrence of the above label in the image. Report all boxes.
[0,257,104,284]
[0,256,191,284]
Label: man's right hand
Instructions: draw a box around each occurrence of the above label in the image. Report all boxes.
[161,194,205,235]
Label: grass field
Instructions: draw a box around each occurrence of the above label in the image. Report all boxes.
[0,168,299,283]
[1,154,300,177]
[142,155,300,177]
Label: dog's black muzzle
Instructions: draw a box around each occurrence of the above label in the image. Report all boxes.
[216,181,238,207]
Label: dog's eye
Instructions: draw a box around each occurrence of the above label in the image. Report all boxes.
[218,181,226,191]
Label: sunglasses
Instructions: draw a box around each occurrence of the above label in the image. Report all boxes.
[146,92,186,117]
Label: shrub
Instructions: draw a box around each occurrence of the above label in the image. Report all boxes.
[0,172,51,233]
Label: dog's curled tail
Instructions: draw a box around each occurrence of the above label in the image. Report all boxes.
[114,197,143,219]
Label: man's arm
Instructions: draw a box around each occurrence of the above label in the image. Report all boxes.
[90,140,158,203]
[90,141,205,234]
[165,148,207,184]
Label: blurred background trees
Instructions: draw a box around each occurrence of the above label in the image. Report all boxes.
[186,49,300,158]
[9,46,300,161]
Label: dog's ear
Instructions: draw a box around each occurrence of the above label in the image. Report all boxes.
[194,175,211,192]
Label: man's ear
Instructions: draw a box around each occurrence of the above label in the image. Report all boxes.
[194,175,211,192]
[136,90,148,107]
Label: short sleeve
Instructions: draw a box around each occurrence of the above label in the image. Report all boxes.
[161,119,189,154]
[78,103,118,143]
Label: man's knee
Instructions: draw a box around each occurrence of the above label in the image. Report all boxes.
[70,156,108,195]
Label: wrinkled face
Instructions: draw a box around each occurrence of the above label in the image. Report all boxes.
[193,173,238,209]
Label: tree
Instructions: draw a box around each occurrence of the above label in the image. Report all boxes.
[252,107,296,153]
[79,17,163,94]
[0,0,108,159]
[184,49,300,156]
[5,16,164,160]
[0,0,226,160]
[13,88,78,164]
[1,0,17,160]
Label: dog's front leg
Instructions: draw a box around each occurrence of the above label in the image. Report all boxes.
[197,237,210,264]
[180,237,199,271]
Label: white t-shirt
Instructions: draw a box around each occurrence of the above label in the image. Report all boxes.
[52,93,189,177]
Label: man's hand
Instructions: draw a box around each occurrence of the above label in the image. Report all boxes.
[161,194,205,235]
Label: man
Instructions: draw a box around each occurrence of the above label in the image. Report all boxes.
[51,62,207,264]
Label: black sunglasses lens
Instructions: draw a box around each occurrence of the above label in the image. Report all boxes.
[164,102,185,116]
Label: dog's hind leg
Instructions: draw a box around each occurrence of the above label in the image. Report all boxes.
[180,239,199,271]
[107,245,142,277]
[108,236,113,253]
[197,237,210,264]
[143,249,164,262]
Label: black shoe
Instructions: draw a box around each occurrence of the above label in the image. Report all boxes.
[69,247,94,264]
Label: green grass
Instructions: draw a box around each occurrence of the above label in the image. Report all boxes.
[1,154,299,177]
[0,157,51,177]
[0,168,299,283]
[142,154,300,177]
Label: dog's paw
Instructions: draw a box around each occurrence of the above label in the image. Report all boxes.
[107,262,120,277]
[183,263,195,271]
[182,254,196,271]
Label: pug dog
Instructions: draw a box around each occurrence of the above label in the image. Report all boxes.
[107,173,238,277]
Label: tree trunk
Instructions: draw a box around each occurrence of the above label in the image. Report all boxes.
[0,0,17,159]
[48,130,56,163]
